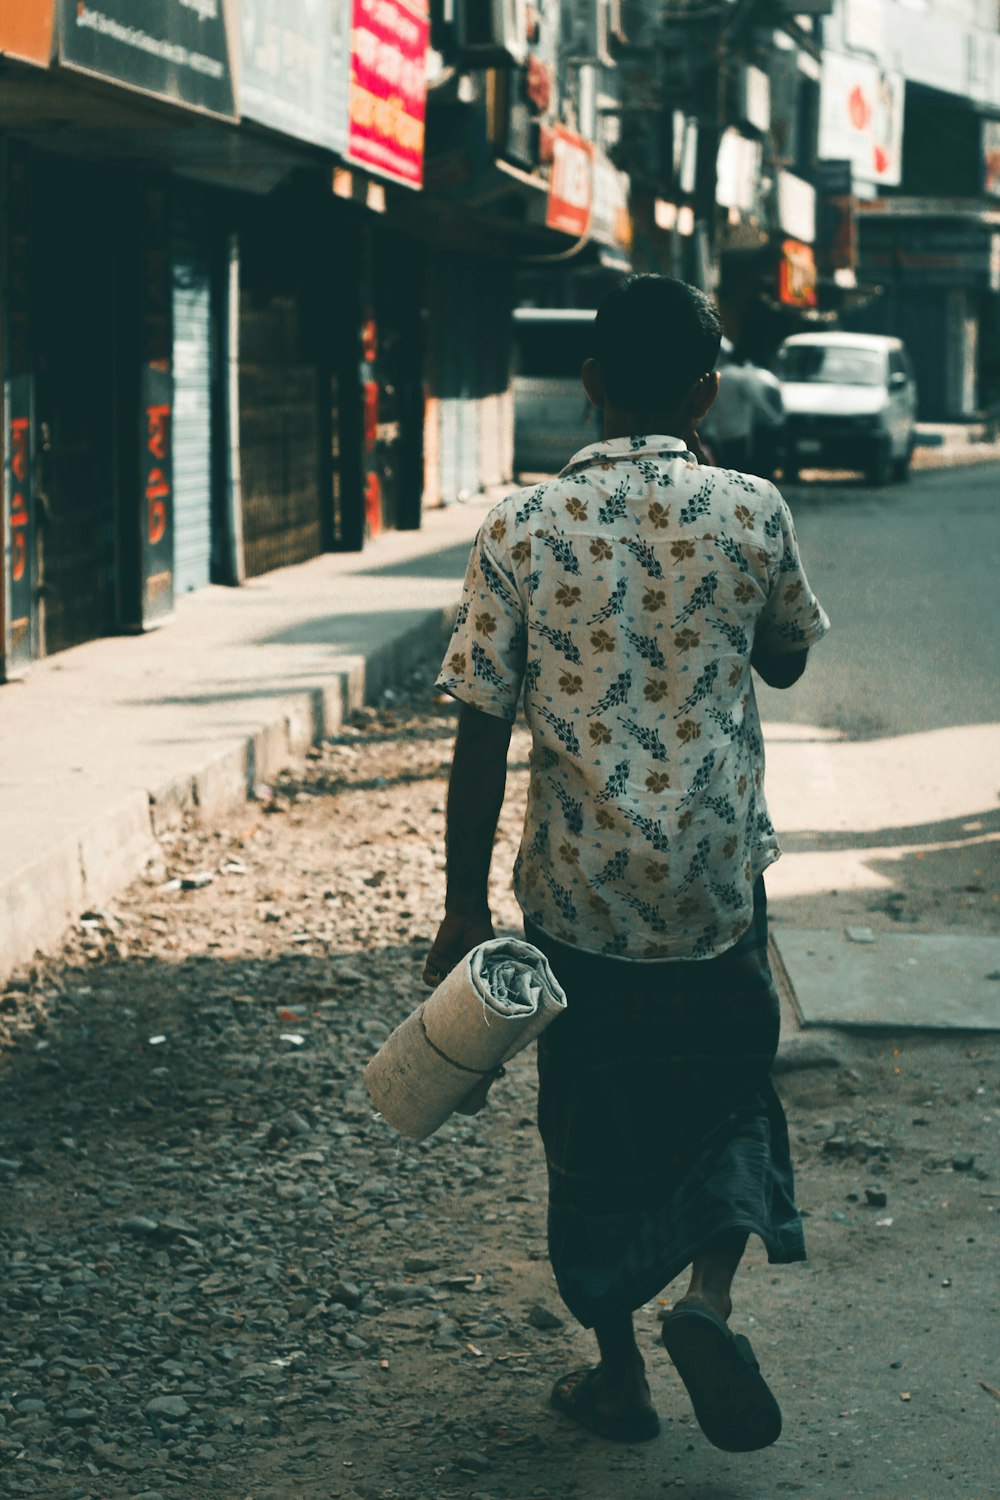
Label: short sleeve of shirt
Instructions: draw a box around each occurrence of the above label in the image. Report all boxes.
[435,522,527,722]
[757,495,830,653]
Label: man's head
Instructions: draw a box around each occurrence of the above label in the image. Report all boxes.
[583,275,722,435]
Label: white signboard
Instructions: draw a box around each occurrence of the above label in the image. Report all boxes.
[777,171,816,243]
[715,129,762,211]
[819,52,904,186]
[589,150,631,248]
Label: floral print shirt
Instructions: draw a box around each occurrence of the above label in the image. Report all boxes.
[436,436,830,961]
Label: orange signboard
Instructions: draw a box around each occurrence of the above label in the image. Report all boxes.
[778,239,817,308]
[0,2,55,65]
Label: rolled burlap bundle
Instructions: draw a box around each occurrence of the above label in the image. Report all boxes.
[364,938,567,1140]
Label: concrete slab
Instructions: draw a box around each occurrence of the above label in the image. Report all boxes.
[776,928,1000,1031]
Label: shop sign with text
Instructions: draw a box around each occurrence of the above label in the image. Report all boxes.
[546,127,593,237]
[347,0,429,190]
[58,0,236,120]
[240,0,349,153]
[0,1,55,65]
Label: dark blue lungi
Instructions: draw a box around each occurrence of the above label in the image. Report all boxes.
[526,879,806,1329]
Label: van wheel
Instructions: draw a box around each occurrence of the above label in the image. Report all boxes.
[865,440,892,487]
[893,442,914,482]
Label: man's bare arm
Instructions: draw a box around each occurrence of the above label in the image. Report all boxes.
[423,703,512,985]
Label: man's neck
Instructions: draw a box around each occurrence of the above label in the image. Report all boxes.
[602,407,686,442]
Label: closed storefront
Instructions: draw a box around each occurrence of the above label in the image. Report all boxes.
[171,196,216,595]
[430,255,481,505]
[238,198,322,579]
[854,213,998,418]
[31,150,119,656]
[425,250,514,505]
[373,226,425,532]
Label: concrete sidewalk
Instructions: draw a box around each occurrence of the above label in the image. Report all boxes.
[0,498,494,984]
[913,420,1000,468]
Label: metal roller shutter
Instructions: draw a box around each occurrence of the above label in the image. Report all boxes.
[31,153,117,656]
[172,207,214,595]
[238,210,322,578]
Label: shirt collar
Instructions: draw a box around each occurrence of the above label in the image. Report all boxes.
[559,434,695,478]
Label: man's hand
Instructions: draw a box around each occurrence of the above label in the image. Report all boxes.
[685,425,711,466]
[423,910,495,988]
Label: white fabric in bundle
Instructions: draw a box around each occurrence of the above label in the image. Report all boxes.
[364,938,568,1140]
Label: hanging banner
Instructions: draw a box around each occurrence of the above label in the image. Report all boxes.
[58,0,236,120]
[546,126,593,237]
[819,53,904,187]
[239,0,349,153]
[0,1,55,65]
[347,0,429,190]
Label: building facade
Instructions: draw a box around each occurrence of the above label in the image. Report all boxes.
[1,0,635,681]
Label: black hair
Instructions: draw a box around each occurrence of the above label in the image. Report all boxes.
[592,275,722,413]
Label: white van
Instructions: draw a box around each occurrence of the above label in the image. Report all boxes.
[513,307,600,477]
[775,332,918,484]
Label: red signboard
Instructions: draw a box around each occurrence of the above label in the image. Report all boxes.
[0,2,55,65]
[546,127,593,238]
[347,0,429,190]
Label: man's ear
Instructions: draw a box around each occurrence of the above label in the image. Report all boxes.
[581,357,607,409]
[688,370,720,423]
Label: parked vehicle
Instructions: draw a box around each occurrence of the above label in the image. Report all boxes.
[513,308,600,476]
[775,332,918,485]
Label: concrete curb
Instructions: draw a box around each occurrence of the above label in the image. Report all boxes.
[913,443,1000,471]
[0,604,457,987]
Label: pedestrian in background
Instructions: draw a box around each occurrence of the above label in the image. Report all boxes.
[424,276,829,1452]
[700,339,785,479]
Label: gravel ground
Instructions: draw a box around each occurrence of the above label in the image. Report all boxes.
[1,662,997,1500]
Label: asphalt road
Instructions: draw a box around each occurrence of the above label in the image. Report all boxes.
[760,462,1000,740]
[752,461,1000,941]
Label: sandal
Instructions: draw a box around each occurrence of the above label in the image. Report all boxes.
[661,1302,782,1452]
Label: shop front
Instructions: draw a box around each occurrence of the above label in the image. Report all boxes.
[1,0,241,677]
[853,207,999,418]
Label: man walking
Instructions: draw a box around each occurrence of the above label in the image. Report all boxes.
[424,276,828,1451]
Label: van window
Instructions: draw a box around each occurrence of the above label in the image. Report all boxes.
[514,317,596,380]
[777,344,886,387]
